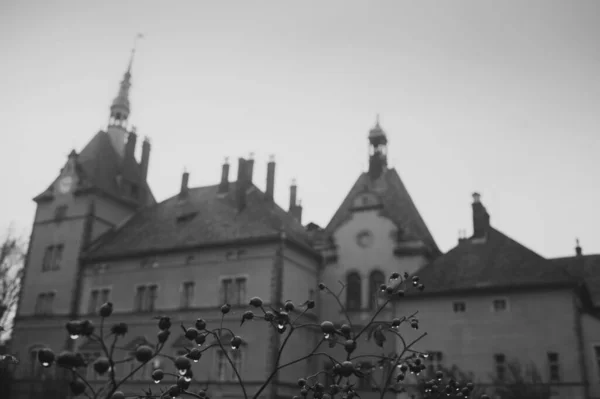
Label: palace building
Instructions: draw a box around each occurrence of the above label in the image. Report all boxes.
[10,52,600,399]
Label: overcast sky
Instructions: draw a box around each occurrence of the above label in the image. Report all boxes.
[0,0,598,258]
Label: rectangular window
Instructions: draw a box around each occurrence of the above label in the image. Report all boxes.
[30,349,43,377]
[181,281,195,308]
[42,245,64,271]
[35,292,55,315]
[493,299,507,312]
[46,292,55,314]
[548,352,560,382]
[135,286,146,311]
[147,285,158,312]
[495,354,506,381]
[100,288,110,305]
[235,277,247,305]
[35,293,46,315]
[453,301,466,312]
[221,278,233,304]
[42,247,53,272]
[217,350,242,381]
[88,290,99,314]
[594,346,600,381]
[427,351,444,376]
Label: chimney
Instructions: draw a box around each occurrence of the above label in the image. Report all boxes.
[289,179,297,211]
[179,169,189,198]
[575,238,583,257]
[472,192,490,238]
[246,153,255,183]
[236,157,248,211]
[265,155,276,201]
[289,179,303,223]
[140,137,151,181]
[125,130,137,160]
[218,158,230,193]
[293,200,303,224]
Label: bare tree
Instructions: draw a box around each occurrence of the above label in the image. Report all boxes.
[0,227,26,340]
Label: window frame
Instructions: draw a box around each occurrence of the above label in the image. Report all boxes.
[492,297,509,312]
[346,271,362,311]
[453,301,466,313]
[494,353,506,381]
[133,283,160,312]
[368,269,386,309]
[35,291,56,315]
[218,274,249,306]
[42,244,64,272]
[215,348,243,382]
[180,281,195,309]
[89,286,112,314]
[547,352,560,383]
[592,344,600,382]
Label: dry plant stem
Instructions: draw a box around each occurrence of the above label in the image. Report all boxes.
[378,331,428,399]
[355,298,392,340]
[95,317,119,393]
[111,344,165,396]
[325,284,353,332]
[209,329,248,399]
[71,367,97,398]
[252,338,326,399]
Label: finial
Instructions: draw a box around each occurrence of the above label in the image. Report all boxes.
[376,113,380,126]
[576,238,580,247]
[127,33,145,73]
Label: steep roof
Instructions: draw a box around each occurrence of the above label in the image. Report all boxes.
[326,168,439,254]
[35,131,155,206]
[84,182,316,260]
[412,228,577,295]
[551,254,600,306]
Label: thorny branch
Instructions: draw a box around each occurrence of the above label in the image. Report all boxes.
[25,271,484,399]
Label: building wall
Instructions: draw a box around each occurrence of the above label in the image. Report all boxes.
[80,243,278,314]
[398,288,587,399]
[321,209,428,323]
[581,312,600,398]
[17,181,93,317]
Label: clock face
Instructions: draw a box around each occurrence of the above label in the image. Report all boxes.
[356,230,374,248]
[58,176,74,194]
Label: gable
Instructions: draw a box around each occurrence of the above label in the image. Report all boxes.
[326,168,439,255]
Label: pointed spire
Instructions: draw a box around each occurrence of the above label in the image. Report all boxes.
[109,34,144,127]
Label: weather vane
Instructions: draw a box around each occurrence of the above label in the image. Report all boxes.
[128,33,145,72]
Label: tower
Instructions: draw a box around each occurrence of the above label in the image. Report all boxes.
[368,115,388,180]
[11,45,154,360]
[107,35,142,158]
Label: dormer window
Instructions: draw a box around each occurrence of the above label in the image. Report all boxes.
[176,211,197,223]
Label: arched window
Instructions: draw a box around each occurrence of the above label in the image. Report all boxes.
[369,270,386,309]
[346,272,362,311]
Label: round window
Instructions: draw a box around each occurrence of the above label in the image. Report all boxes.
[356,230,374,248]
